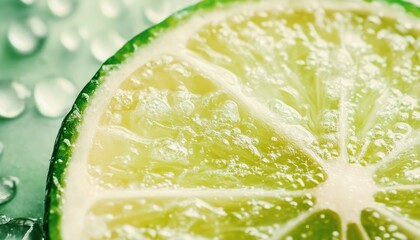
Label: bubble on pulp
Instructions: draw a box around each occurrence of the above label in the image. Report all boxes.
[34,78,78,118]
[220,100,240,122]
[151,139,188,164]
[405,167,420,179]
[90,31,125,62]
[7,17,48,54]
[100,0,123,18]
[267,99,301,123]
[60,30,81,51]
[0,81,30,119]
[0,176,18,205]
[48,0,77,17]
[0,217,43,239]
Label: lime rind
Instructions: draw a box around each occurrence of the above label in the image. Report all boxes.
[44,0,420,239]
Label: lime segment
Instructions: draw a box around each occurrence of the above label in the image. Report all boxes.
[83,194,314,239]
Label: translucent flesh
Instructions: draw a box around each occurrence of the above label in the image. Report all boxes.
[77,7,420,240]
[83,195,314,239]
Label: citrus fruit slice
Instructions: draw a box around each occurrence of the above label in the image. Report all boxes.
[44,0,420,239]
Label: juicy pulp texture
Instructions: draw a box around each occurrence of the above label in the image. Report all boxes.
[58,1,420,239]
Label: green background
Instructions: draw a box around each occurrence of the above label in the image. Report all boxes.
[0,0,198,220]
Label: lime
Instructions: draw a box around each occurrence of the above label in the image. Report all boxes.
[44,0,420,239]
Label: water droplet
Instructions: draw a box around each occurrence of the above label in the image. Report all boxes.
[90,31,125,62]
[60,30,81,51]
[48,0,77,17]
[0,218,43,239]
[7,17,48,54]
[100,0,123,18]
[0,215,10,224]
[0,176,18,205]
[34,78,77,118]
[20,0,35,5]
[0,81,30,119]
[78,25,90,40]
[0,143,3,158]
[143,0,173,24]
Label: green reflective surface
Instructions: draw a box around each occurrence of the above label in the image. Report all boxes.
[0,0,199,219]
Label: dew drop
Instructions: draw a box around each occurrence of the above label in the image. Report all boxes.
[0,217,43,239]
[20,0,35,5]
[0,176,18,205]
[78,25,90,40]
[144,0,195,25]
[90,31,125,62]
[7,17,48,54]
[34,78,77,118]
[60,30,81,51]
[0,81,30,119]
[0,214,10,224]
[100,0,123,18]
[0,142,4,158]
[48,0,77,17]
[175,0,200,10]
[143,0,173,24]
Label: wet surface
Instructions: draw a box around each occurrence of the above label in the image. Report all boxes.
[0,0,199,233]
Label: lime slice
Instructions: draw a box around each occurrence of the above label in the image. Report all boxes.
[44,0,420,239]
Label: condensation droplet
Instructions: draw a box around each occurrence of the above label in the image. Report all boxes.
[0,176,18,205]
[0,215,10,224]
[34,78,77,118]
[0,81,30,119]
[100,0,123,18]
[90,31,125,62]
[48,0,77,17]
[78,25,90,40]
[0,217,43,239]
[146,0,200,23]
[143,0,173,24]
[0,142,4,158]
[20,0,35,5]
[7,17,48,54]
[60,30,81,51]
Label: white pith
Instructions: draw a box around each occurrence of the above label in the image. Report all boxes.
[60,0,420,239]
